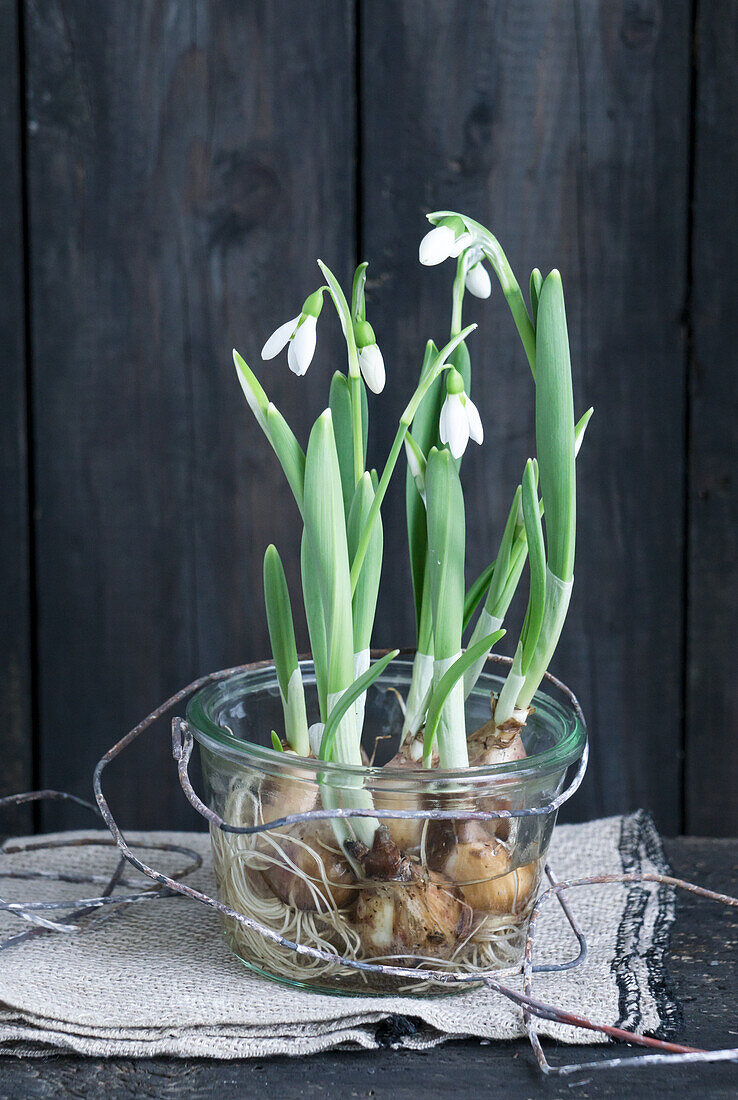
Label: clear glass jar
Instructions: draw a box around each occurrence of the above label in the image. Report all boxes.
[187,656,586,995]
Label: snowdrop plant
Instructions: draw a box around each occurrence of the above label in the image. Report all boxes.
[212,210,591,989]
[235,214,590,782]
[233,254,473,844]
[400,211,592,765]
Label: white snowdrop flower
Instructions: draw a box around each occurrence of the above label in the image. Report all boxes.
[419,217,473,265]
[357,342,386,393]
[465,261,492,299]
[260,288,324,376]
[287,314,317,376]
[465,395,484,444]
[448,230,473,256]
[419,224,457,265]
[439,368,484,459]
[439,393,469,459]
[353,319,386,393]
[261,315,300,360]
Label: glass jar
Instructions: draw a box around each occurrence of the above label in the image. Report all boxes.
[187,655,586,995]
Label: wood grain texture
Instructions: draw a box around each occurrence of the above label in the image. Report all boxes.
[24,0,355,829]
[360,0,691,831]
[0,837,734,1097]
[0,0,33,834]
[686,1,738,835]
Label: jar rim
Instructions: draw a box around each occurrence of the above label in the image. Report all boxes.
[186,653,586,785]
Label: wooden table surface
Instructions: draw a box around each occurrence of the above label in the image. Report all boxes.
[0,838,735,1100]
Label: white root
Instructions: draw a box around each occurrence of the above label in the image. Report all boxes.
[210,776,541,992]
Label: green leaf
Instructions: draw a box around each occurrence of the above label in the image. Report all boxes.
[530,268,543,327]
[263,544,298,700]
[425,448,465,662]
[319,650,399,761]
[264,544,309,755]
[266,403,306,513]
[485,486,522,615]
[422,630,505,762]
[347,472,383,652]
[351,261,368,321]
[233,349,269,429]
[271,731,284,753]
[575,406,594,455]
[463,559,496,634]
[535,270,576,582]
[495,533,529,616]
[301,531,328,722]
[233,350,306,514]
[329,372,368,516]
[303,411,354,699]
[520,460,546,672]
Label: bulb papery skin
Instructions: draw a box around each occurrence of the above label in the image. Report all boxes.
[464,396,484,444]
[465,261,492,299]
[439,393,470,459]
[419,224,457,265]
[261,315,299,360]
[358,343,386,393]
[287,315,317,376]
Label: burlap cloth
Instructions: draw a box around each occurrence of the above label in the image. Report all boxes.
[0,811,680,1058]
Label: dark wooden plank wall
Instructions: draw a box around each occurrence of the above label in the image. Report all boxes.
[24,0,355,829]
[0,0,734,834]
[0,0,33,835]
[686,0,738,834]
[361,0,691,831]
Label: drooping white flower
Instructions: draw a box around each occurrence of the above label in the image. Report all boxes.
[419,218,473,266]
[439,393,469,458]
[287,315,317,376]
[419,224,457,265]
[261,315,300,360]
[357,342,385,393]
[260,288,324,376]
[353,319,386,393]
[465,395,484,444]
[465,261,492,299]
[439,368,484,459]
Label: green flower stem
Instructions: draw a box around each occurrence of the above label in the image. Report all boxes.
[427,212,536,378]
[349,372,364,485]
[450,253,467,337]
[318,260,364,485]
[349,325,476,595]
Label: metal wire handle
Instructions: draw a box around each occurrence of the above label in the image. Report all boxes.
[86,655,738,1075]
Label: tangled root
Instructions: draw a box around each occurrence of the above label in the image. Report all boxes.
[211,777,540,993]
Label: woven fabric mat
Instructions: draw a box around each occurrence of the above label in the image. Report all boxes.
[0,811,680,1058]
